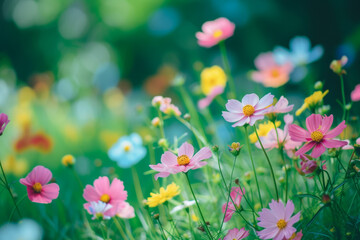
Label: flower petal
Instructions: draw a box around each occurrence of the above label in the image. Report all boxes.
[241,93,259,106]
[322,139,347,149]
[178,142,194,159]
[320,115,333,133]
[225,99,242,113]
[295,141,316,156]
[310,143,326,158]
[325,120,346,138]
[306,114,322,132]
[289,124,310,142]
[256,93,274,110]
[191,147,212,164]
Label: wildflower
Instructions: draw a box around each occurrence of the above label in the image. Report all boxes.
[20,166,60,204]
[196,17,235,48]
[83,176,128,217]
[268,96,294,114]
[330,56,347,75]
[222,187,244,222]
[88,201,113,220]
[152,96,169,107]
[62,154,75,167]
[149,142,212,180]
[108,133,147,168]
[251,52,293,88]
[257,200,300,240]
[300,159,318,175]
[117,202,135,219]
[351,84,360,102]
[0,113,9,136]
[198,86,225,109]
[170,200,196,214]
[295,90,329,116]
[222,93,274,127]
[289,114,347,158]
[151,117,160,127]
[2,155,28,177]
[222,228,249,240]
[159,100,181,116]
[200,65,227,95]
[228,142,242,156]
[249,121,281,143]
[14,127,53,154]
[0,219,43,240]
[146,183,180,207]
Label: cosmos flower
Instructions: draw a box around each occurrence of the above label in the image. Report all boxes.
[351,84,360,102]
[222,93,274,127]
[222,187,244,222]
[20,166,60,204]
[146,183,180,207]
[295,90,329,116]
[288,114,347,158]
[149,142,212,180]
[108,133,147,168]
[222,227,249,240]
[0,113,10,136]
[257,200,300,240]
[196,18,235,48]
[88,201,113,220]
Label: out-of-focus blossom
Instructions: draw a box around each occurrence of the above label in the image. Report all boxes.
[198,86,224,109]
[152,96,182,116]
[108,133,146,168]
[144,65,177,95]
[196,17,235,48]
[200,66,227,95]
[300,158,318,175]
[251,53,293,88]
[2,155,28,177]
[170,200,196,214]
[289,114,347,158]
[62,154,75,167]
[257,200,300,240]
[117,201,135,219]
[14,126,53,154]
[249,121,281,143]
[222,227,249,240]
[151,117,161,127]
[268,96,294,114]
[295,90,329,116]
[0,113,9,136]
[228,142,242,156]
[146,183,180,207]
[222,187,244,222]
[20,166,60,204]
[283,230,303,240]
[0,219,43,240]
[83,176,128,217]
[351,84,360,102]
[330,56,348,75]
[222,93,274,127]
[149,142,212,180]
[88,201,113,220]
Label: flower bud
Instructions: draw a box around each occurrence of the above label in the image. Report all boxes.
[228,142,242,156]
[184,113,191,121]
[62,154,75,167]
[158,138,169,148]
[212,145,219,152]
[151,117,160,127]
[330,56,348,75]
[321,194,331,204]
[314,81,323,90]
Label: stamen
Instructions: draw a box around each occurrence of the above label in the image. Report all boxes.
[213,30,223,38]
[177,155,190,166]
[311,130,324,142]
[32,182,42,193]
[243,105,255,116]
[100,194,111,203]
[276,219,287,229]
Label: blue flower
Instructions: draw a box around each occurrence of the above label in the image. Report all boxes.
[108,133,147,168]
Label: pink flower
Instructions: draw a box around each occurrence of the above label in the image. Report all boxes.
[300,159,318,174]
[257,200,301,240]
[198,86,224,109]
[196,18,235,48]
[222,187,244,222]
[251,52,293,88]
[117,201,135,219]
[152,96,170,107]
[20,166,60,204]
[149,142,212,180]
[83,176,128,217]
[0,113,10,136]
[288,114,347,158]
[269,96,294,114]
[222,228,249,240]
[351,84,360,102]
[222,93,274,127]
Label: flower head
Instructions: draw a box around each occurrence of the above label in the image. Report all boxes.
[0,113,10,136]
[330,56,348,75]
[300,159,318,175]
[289,114,347,158]
[200,66,227,95]
[146,183,180,207]
[108,133,146,168]
[295,90,329,116]
[149,142,212,180]
[351,84,360,102]
[20,166,60,204]
[88,201,113,220]
[222,187,244,222]
[222,227,249,240]
[257,200,301,240]
[196,18,235,48]
[249,121,281,143]
[62,154,75,167]
[222,93,274,127]
[268,96,294,114]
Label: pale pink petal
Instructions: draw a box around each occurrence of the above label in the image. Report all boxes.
[325,121,346,138]
[40,183,60,201]
[310,143,326,158]
[255,93,275,110]
[160,151,178,166]
[178,142,195,158]
[222,111,244,122]
[351,84,360,102]
[320,115,333,133]
[257,226,280,239]
[306,114,322,132]
[322,139,347,148]
[154,172,171,180]
[198,86,224,109]
[28,166,52,185]
[191,147,212,163]
[287,212,301,226]
[241,93,259,106]
[284,200,295,221]
[109,178,127,202]
[295,142,316,156]
[225,99,243,113]
[93,176,110,195]
[117,202,135,219]
[231,116,249,127]
[83,185,100,202]
[255,52,277,70]
[289,124,310,142]
[249,115,265,126]
[269,200,286,219]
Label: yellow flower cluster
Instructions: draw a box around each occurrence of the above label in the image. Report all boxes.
[146,183,180,207]
[295,90,329,116]
[249,121,281,143]
[200,66,227,95]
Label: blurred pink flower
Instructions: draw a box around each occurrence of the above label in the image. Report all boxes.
[251,52,293,88]
[20,166,60,204]
[117,201,135,219]
[222,93,274,127]
[152,96,170,107]
[222,227,249,240]
[0,113,10,136]
[198,86,224,109]
[269,96,294,114]
[351,84,360,102]
[149,142,212,180]
[257,200,300,240]
[83,176,128,217]
[196,18,235,48]
[222,187,244,222]
[288,114,347,158]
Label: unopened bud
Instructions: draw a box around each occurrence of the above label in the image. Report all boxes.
[184,113,191,121]
[158,138,168,148]
[212,145,219,152]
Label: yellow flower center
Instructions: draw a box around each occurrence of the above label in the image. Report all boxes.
[124,144,131,152]
[230,142,240,150]
[243,105,255,116]
[213,30,223,38]
[32,182,42,193]
[271,69,280,77]
[311,130,324,142]
[277,219,287,229]
[100,194,111,203]
[177,155,190,166]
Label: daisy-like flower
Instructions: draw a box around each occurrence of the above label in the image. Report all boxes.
[351,84,360,102]
[295,90,329,116]
[288,114,347,158]
[88,201,113,220]
[222,227,249,240]
[200,65,227,95]
[222,93,274,127]
[61,154,75,167]
[83,176,128,217]
[117,202,135,219]
[0,113,10,136]
[196,18,235,48]
[20,166,60,204]
[146,183,180,207]
[149,142,212,180]
[152,96,181,116]
[222,187,244,222]
[257,200,301,240]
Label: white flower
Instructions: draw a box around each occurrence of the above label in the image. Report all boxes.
[89,201,113,220]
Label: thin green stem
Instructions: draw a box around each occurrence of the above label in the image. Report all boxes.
[219,41,236,99]
[157,219,168,240]
[164,203,183,239]
[113,217,128,240]
[340,75,347,120]
[71,167,84,190]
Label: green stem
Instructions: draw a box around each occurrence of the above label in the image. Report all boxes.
[219,41,236,99]
[113,217,128,240]
[157,219,168,240]
[164,203,183,239]
[340,75,347,121]
[71,167,84,190]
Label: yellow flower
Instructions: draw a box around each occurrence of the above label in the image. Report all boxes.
[62,154,76,167]
[296,90,329,116]
[2,155,28,177]
[200,66,227,95]
[249,121,281,143]
[146,183,180,207]
[191,214,199,222]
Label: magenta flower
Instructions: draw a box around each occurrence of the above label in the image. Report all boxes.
[257,200,300,240]
[198,86,224,109]
[83,176,128,217]
[196,17,235,48]
[268,96,294,114]
[20,166,60,204]
[351,84,360,102]
[300,159,318,175]
[288,114,347,158]
[222,93,274,127]
[222,187,244,222]
[222,228,249,240]
[0,113,10,136]
[149,142,212,180]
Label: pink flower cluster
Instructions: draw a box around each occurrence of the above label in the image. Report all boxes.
[152,96,181,116]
